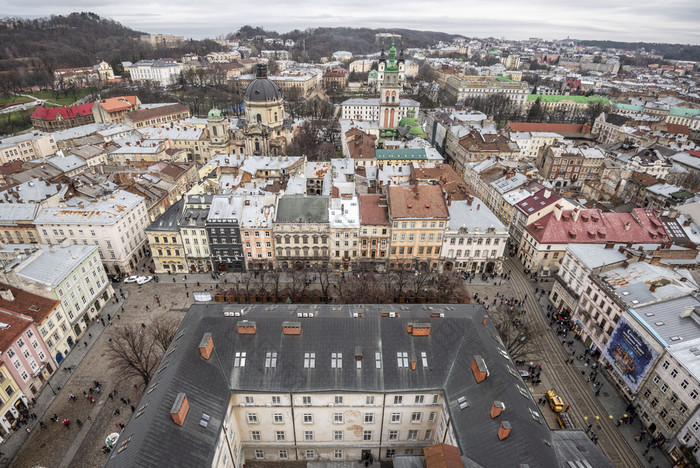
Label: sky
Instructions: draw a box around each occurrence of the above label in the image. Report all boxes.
[2,0,699,44]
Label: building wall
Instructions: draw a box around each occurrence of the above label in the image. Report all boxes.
[149,231,187,273]
[0,323,53,399]
[389,219,446,270]
[441,228,507,273]
[359,224,390,270]
[273,223,330,269]
[0,363,26,440]
[242,228,274,269]
[180,226,211,273]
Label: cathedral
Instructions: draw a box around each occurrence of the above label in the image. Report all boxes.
[340,40,420,128]
[207,64,292,157]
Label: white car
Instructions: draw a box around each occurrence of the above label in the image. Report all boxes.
[123,276,139,283]
[136,276,153,285]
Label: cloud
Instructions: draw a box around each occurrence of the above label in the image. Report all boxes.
[2,0,699,43]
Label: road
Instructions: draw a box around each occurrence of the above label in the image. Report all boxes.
[505,256,644,468]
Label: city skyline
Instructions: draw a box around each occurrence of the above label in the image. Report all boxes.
[2,0,700,44]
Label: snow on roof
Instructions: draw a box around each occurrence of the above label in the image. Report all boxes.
[329,196,360,228]
[447,198,506,232]
[34,190,143,225]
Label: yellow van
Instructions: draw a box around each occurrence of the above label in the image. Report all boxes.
[546,390,564,413]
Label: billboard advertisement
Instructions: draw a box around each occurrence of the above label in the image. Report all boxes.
[602,316,659,393]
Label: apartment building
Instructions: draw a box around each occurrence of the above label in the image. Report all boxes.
[240,195,276,270]
[207,196,246,273]
[34,190,150,275]
[509,188,571,246]
[273,196,330,270]
[129,60,183,87]
[122,104,191,129]
[0,133,57,165]
[358,194,391,271]
[179,194,213,273]
[30,103,95,132]
[0,243,112,357]
[0,362,25,442]
[536,143,605,189]
[441,198,508,274]
[445,75,529,111]
[92,96,141,124]
[329,197,360,270]
[0,204,41,245]
[147,199,187,274]
[0,287,55,399]
[388,185,449,271]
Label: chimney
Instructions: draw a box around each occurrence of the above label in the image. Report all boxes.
[170,393,190,426]
[282,321,301,335]
[684,219,692,227]
[471,355,489,383]
[476,204,480,211]
[237,320,257,335]
[544,189,551,199]
[651,257,661,265]
[624,222,631,230]
[605,241,614,249]
[0,289,15,302]
[618,246,626,253]
[681,306,696,318]
[482,315,488,326]
[498,421,512,440]
[553,204,562,221]
[649,284,657,292]
[410,323,431,336]
[198,333,213,360]
[411,360,417,371]
[447,198,452,206]
[490,401,505,419]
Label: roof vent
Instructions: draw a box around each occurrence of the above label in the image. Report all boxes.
[237,320,257,335]
[283,321,301,335]
[170,393,190,426]
[498,421,512,440]
[409,322,431,336]
[0,289,15,302]
[198,333,213,360]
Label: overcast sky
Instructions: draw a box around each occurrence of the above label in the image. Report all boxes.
[3,0,699,44]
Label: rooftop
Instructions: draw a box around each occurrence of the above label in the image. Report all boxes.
[34,190,143,226]
[447,199,506,233]
[9,244,99,287]
[388,185,449,220]
[359,194,390,226]
[630,294,700,346]
[0,282,58,328]
[275,196,329,224]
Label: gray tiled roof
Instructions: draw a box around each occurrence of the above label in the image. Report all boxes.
[275,195,329,224]
[105,304,611,468]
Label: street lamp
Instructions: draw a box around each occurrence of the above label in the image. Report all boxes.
[46,380,56,396]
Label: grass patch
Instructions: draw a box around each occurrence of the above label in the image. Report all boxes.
[0,109,33,136]
[27,88,93,106]
[0,95,32,106]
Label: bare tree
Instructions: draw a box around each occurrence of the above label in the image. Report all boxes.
[107,325,161,387]
[317,266,334,301]
[489,305,538,362]
[150,314,180,353]
[409,270,432,299]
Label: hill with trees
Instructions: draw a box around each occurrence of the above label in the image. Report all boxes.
[576,40,700,61]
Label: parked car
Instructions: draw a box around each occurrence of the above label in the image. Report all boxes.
[136,276,153,285]
[545,390,564,413]
[519,370,531,380]
[123,276,139,283]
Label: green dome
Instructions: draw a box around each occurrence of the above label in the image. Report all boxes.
[399,117,418,127]
[409,125,427,138]
[208,107,222,119]
[368,70,378,78]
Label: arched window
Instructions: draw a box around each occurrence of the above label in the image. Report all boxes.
[256,114,262,123]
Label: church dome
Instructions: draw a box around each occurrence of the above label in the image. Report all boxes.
[245,64,282,103]
[208,107,222,119]
[399,116,418,127]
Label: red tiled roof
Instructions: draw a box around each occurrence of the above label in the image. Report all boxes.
[31,102,94,121]
[0,311,33,352]
[666,123,689,135]
[525,208,671,244]
[411,163,475,201]
[686,151,700,158]
[515,187,561,215]
[359,194,390,225]
[0,283,58,323]
[388,185,449,219]
[424,443,464,468]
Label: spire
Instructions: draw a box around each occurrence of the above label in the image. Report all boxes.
[389,38,397,65]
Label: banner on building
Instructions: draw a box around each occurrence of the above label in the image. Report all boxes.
[603,316,658,392]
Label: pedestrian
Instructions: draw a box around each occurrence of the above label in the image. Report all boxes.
[39,421,45,428]
[88,333,92,339]
[565,405,570,412]
[77,419,83,428]
[648,456,654,463]
[130,405,135,412]
[586,424,592,433]
[84,341,88,347]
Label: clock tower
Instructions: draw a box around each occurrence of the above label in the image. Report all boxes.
[378,39,405,129]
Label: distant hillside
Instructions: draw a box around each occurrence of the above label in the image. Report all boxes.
[577,40,700,61]
[0,12,219,83]
[234,25,465,61]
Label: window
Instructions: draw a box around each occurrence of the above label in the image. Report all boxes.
[682,380,690,389]
[662,360,670,369]
[661,384,669,393]
[366,395,375,405]
[279,450,288,459]
[334,449,343,459]
[671,369,678,378]
[411,412,422,423]
[389,430,399,440]
[669,419,677,429]
[331,352,343,368]
[334,412,344,423]
[394,395,403,405]
[364,413,374,424]
[415,395,424,404]
[251,431,261,441]
[303,413,313,424]
[247,413,258,424]
[391,413,401,423]
[302,396,312,405]
[273,413,283,424]
[305,450,315,459]
[234,352,246,367]
[334,430,343,441]
[397,352,409,368]
[265,352,277,368]
[304,352,316,368]
[691,390,698,400]
[245,396,254,404]
[17,339,24,348]
[334,395,343,405]
[408,429,418,440]
[272,396,281,405]
[375,352,381,369]
[386,449,396,458]
[363,430,372,441]
[304,431,314,441]
[653,374,660,384]
[428,411,436,423]
[275,431,286,441]
[255,450,264,459]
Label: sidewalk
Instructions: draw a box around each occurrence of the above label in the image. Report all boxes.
[0,291,129,466]
[535,292,672,467]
